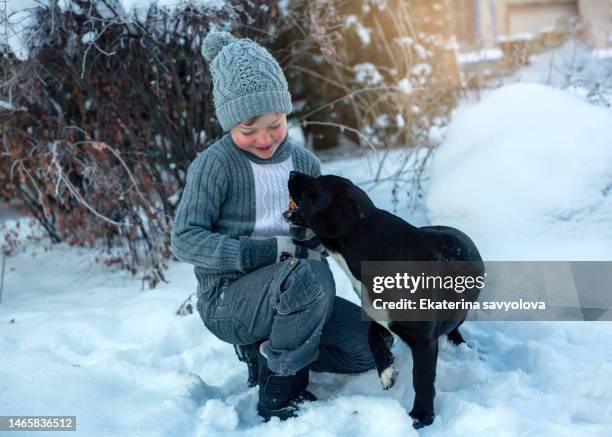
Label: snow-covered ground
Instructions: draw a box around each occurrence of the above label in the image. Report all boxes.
[2,60,612,436]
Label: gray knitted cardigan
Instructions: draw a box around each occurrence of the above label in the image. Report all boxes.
[170,133,321,300]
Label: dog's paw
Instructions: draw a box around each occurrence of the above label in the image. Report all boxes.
[409,410,434,429]
[379,365,399,390]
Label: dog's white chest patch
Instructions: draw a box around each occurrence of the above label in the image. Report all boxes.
[328,250,392,332]
[329,251,363,298]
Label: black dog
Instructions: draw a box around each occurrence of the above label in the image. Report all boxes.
[286,171,484,429]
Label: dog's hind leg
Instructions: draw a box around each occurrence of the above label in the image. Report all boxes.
[368,322,398,390]
[447,326,466,346]
[407,337,438,429]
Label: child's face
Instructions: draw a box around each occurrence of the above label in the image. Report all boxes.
[230,112,288,160]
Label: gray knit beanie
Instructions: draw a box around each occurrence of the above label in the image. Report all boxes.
[202,31,293,132]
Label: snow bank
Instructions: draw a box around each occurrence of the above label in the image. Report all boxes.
[427,83,612,260]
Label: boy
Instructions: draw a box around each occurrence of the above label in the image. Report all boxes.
[171,31,376,421]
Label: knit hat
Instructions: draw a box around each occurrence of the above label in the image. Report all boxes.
[202,31,293,132]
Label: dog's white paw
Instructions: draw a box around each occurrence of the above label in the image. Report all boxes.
[380,365,399,390]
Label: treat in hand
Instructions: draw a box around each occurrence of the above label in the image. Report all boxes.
[284,196,306,226]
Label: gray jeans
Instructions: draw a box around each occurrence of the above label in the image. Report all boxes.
[198,259,375,376]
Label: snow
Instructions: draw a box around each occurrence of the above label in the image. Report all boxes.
[395,113,405,128]
[2,0,227,60]
[427,83,612,261]
[593,48,612,59]
[413,43,431,59]
[107,0,226,14]
[498,33,535,42]
[353,63,384,85]
[398,78,413,95]
[411,63,432,77]
[345,15,372,46]
[395,36,414,47]
[2,229,612,435]
[2,41,612,437]
[3,0,39,61]
[0,100,17,110]
[277,0,290,17]
[457,48,504,65]
[81,31,97,45]
[505,41,612,105]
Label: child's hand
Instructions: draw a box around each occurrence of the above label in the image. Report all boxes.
[275,235,328,263]
[288,225,326,251]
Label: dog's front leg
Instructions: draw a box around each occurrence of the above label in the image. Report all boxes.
[368,322,398,390]
[408,338,438,428]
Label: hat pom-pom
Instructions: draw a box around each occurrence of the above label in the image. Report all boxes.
[202,31,235,62]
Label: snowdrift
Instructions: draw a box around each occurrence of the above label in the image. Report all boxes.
[427,83,612,260]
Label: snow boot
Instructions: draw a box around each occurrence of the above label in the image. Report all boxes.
[234,341,262,387]
[257,347,316,421]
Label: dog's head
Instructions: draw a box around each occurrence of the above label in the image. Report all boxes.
[286,171,374,238]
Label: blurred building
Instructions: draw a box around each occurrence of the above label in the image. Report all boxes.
[452,0,612,51]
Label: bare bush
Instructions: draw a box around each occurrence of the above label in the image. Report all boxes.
[0,0,283,287]
[276,0,461,207]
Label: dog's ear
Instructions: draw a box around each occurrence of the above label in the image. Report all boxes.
[309,195,359,238]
